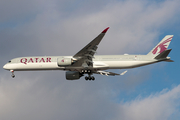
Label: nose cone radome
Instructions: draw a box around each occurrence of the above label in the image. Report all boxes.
[3,64,8,70]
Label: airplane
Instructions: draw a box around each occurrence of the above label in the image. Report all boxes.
[3,27,173,80]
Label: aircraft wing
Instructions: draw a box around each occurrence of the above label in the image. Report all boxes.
[95,70,127,76]
[72,27,109,67]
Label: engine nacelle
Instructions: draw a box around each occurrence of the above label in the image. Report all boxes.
[66,71,82,80]
[57,58,73,66]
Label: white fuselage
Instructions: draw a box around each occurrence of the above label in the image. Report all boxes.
[3,55,158,71]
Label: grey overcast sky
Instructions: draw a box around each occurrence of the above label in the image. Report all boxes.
[1,0,180,120]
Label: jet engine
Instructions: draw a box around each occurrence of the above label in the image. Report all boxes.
[57,58,74,66]
[66,71,82,80]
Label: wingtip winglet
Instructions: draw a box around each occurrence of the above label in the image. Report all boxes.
[102,27,110,33]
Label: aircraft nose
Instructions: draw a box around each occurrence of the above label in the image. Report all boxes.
[3,64,8,70]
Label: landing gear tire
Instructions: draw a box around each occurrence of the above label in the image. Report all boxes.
[81,69,91,74]
[11,74,15,78]
[85,76,95,81]
[10,70,15,78]
[85,76,88,80]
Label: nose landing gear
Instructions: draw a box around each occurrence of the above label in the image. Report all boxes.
[10,70,15,78]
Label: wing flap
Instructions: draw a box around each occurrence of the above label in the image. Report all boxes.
[96,70,127,76]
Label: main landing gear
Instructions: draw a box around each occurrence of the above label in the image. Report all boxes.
[85,76,95,81]
[10,70,15,78]
[81,69,95,81]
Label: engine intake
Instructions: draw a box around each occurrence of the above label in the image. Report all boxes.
[66,71,82,80]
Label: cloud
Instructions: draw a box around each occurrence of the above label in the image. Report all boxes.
[0,75,180,120]
[0,0,180,120]
[1,0,180,58]
[116,85,180,120]
[0,74,118,120]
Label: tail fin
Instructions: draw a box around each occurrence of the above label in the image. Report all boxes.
[147,35,173,56]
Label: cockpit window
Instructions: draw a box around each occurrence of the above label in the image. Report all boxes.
[8,61,11,63]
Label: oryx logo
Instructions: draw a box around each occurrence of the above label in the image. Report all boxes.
[61,59,64,62]
[152,37,172,54]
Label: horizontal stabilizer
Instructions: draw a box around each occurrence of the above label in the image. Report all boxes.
[154,49,172,59]
[165,59,174,62]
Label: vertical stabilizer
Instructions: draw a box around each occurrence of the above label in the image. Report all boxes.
[147,35,173,56]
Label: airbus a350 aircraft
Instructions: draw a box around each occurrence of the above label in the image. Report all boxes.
[3,27,173,80]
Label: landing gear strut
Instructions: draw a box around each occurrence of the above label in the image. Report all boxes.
[10,70,15,78]
[81,69,95,81]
